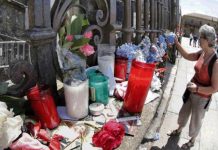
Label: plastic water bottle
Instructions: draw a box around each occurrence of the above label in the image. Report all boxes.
[166,33,175,45]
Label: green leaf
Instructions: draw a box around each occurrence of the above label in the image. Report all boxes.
[59,26,66,39]
[63,42,74,49]
[70,38,90,50]
[59,26,66,46]
[66,20,71,35]
[82,18,90,26]
[70,14,83,34]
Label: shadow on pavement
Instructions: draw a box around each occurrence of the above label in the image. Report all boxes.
[150,136,182,150]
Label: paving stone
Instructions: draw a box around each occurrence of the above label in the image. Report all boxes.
[167,94,183,114]
[210,93,218,111]
[151,112,201,149]
[172,78,187,95]
[170,67,177,75]
[200,110,218,150]
[151,112,180,148]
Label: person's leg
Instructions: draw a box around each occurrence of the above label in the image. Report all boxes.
[189,94,209,140]
[177,96,192,131]
[168,96,192,136]
[181,94,209,149]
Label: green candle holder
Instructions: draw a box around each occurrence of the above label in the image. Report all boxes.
[89,74,109,105]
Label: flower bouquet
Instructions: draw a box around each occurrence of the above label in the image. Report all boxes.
[116,43,139,77]
[58,14,94,86]
[57,14,95,119]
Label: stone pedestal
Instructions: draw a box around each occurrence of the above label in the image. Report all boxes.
[27,0,58,101]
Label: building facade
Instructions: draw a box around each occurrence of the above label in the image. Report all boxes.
[182,13,218,37]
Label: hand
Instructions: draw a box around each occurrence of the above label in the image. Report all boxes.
[166,40,173,48]
[174,35,179,45]
[187,82,197,93]
[167,43,173,48]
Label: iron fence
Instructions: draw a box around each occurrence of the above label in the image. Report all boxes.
[0,39,31,69]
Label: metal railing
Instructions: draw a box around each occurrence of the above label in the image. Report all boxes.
[0,37,31,69]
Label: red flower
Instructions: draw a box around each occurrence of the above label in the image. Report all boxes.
[80,44,95,56]
[49,134,64,150]
[37,129,50,142]
[66,35,73,42]
[83,31,93,39]
[92,120,125,150]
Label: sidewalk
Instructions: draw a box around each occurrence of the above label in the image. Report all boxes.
[145,37,218,150]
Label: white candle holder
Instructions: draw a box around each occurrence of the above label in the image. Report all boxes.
[64,79,89,119]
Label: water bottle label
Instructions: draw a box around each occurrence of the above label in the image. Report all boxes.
[90,87,96,102]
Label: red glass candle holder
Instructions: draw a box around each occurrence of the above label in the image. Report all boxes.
[123,60,155,113]
[27,85,60,129]
[114,57,128,82]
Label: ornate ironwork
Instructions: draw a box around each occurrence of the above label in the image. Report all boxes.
[122,0,133,43]
[0,0,180,99]
[51,0,73,32]
[83,25,103,45]
[7,60,37,97]
[135,0,143,44]
[51,0,107,47]
[154,0,158,29]
[150,0,155,30]
[157,0,161,30]
[144,0,150,30]
[95,0,109,27]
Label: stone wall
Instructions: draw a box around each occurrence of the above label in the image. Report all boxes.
[0,0,27,38]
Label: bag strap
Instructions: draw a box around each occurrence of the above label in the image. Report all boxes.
[189,51,217,109]
[204,52,218,109]
[208,53,218,78]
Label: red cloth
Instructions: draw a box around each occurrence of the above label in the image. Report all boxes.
[10,133,49,150]
[92,120,125,150]
[17,122,64,150]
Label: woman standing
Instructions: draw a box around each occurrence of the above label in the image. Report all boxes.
[168,24,218,149]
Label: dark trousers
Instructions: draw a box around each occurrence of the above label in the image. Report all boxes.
[189,38,193,46]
